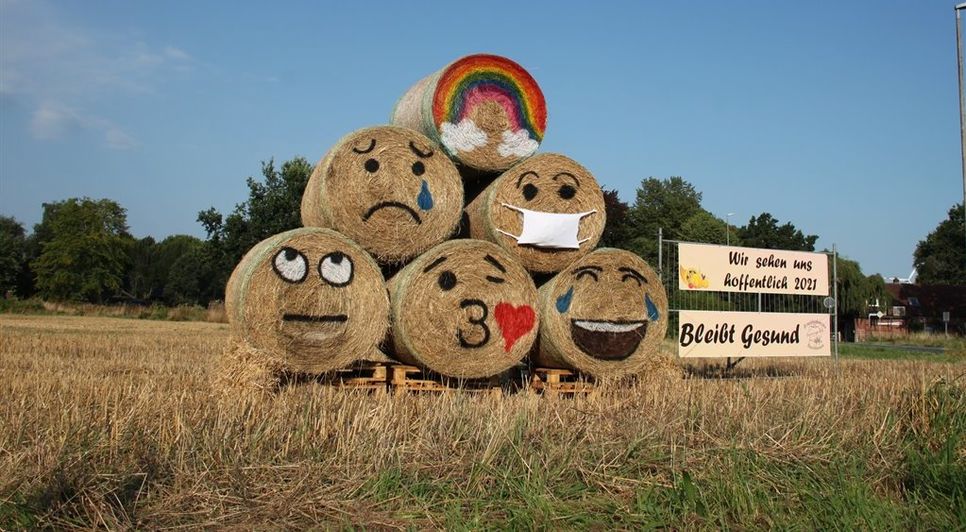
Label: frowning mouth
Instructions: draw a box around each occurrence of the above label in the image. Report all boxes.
[570,319,647,360]
[363,201,422,224]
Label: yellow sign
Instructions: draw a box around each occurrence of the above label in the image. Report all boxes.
[678,243,829,296]
[678,310,831,358]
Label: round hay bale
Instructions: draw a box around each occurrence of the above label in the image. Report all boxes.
[534,248,669,378]
[389,239,539,379]
[465,153,606,274]
[391,54,547,173]
[224,227,390,375]
[301,126,463,264]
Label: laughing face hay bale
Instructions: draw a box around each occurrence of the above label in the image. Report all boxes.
[224,227,389,378]
[301,126,463,264]
[465,153,605,274]
[535,248,669,378]
[389,239,539,379]
[391,54,547,173]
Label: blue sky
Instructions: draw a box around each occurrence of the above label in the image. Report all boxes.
[0,0,961,279]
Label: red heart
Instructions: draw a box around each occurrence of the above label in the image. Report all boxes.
[494,302,536,352]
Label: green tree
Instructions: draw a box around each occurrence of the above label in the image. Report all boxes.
[680,210,735,246]
[626,176,703,263]
[737,212,818,251]
[0,216,28,297]
[198,157,313,299]
[31,198,133,302]
[913,203,965,285]
[834,255,890,341]
[599,189,631,249]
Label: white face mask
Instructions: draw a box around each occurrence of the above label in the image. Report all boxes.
[496,203,597,249]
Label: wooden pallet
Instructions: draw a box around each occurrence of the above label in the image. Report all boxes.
[388,364,504,394]
[529,368,595,395]
[325,363,389,390]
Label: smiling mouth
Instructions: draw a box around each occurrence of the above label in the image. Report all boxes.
[570,319,647,360]
[281,313,348,342]
[363,201,422,224]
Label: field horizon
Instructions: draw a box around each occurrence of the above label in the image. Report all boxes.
[1,314,963,529]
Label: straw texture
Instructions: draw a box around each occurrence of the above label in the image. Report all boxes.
[301,126,463,264]
[534,248,669,378]
[465,153,605,274]
[391,54,547,172]
[389,239,539,379]
[223,227,390,378]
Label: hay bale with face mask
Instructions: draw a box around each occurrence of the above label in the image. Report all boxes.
[391,54,547,173]
[389,239,539,379]
[535,248,669,379]
[464,153,606,274]
[301,126,463,264]
[220,227,390,389]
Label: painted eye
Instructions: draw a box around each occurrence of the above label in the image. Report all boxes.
[575,270,599,282]
[558,184,576,200]
[319,252,353,287]
[272,247,308,283]
[522,183,538,201]
[412,161,425,176]
[438,270,457,291]
[364,158,379,173]
[621,274,643,286]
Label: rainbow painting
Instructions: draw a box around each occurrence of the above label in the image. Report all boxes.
[432,54,547,144]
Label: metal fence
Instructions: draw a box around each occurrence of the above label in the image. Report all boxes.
[657,229,839,360]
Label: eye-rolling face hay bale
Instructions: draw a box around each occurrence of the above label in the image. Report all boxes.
[465,153,605,274]
[389,239,539,379]
[301,126,463,264]
[225,227,389,374]
[535,248,668,378]
[392,54,547,173]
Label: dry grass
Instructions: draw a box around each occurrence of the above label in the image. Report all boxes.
[0,314,963,529]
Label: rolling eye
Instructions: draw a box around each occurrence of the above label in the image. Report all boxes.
[438,270,457,291]
[522,183,538,201]
[558,184,576,200]
[364,158,379,173]
[575,270,599,282]
[412,161,425,176]
[272,247,308,283]
[319,252,354,287]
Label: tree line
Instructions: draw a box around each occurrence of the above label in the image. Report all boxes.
[1,157,963,315]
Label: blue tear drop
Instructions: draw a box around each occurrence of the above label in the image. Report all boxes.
[646,294,660,322]
[417,180,434,211]
[556,286,574,314]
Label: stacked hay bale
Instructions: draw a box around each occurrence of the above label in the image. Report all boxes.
[218,53,673,390]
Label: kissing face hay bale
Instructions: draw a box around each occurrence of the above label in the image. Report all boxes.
[391,54,547,173]
[534,248,669,379]
[224,227,389,375]
[389,239,539,379]
[301,126,463,264]
[465,153,606,274]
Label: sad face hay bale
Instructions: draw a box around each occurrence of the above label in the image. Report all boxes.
[389,239,539,379]
[391,53,547,173]
[301,126,463,264]
[465,153,605,274]
[224,227,389,377]
[534,248,668,378]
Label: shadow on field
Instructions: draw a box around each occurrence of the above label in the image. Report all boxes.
[682,361,802,380]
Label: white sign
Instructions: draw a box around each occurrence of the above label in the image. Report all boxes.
[678,310,831,358]
[678,243,829,296]
[943,312,951,322]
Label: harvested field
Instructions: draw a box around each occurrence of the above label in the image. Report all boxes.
[0,314,963,529]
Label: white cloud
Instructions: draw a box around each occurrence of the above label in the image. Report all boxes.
[0,0,191,148]
[440,119,489,154]
[498,129,539,158]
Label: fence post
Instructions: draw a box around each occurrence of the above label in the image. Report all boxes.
[833,244,839,363]
[657,227,663,280]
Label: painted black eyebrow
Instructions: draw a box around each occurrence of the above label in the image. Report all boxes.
[573,265,603,274]
[423,256,447,273]
[552,172,580,187]
[619,267,647,282]
[484,254,506,273]
[409,141,434,158]
[515,170,540,188]
[352,139,376,154]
